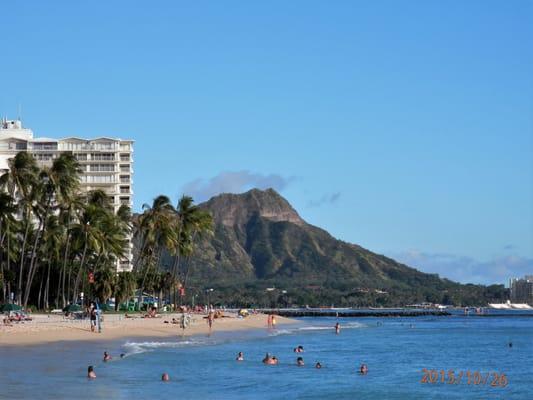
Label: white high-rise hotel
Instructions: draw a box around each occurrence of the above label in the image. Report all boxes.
[0,118,134,271]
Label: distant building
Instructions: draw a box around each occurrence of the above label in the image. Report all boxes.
[509,276,533,305]
[0,118,134,271]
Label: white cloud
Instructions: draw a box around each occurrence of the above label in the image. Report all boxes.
[388,250,533,285]
[182,170,295,202]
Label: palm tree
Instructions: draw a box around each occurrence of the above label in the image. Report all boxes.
[134,195,177,306]
[114,271,136,311]
[173,196,213,297]
[70,200,106,303]
[1,152,40,304]
[93,265,116,305]
[0,192,17,302]
[40,215,64,310]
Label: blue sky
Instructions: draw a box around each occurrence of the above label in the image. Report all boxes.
[1,1,531,284]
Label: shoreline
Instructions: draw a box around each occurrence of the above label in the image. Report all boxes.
[0,312,296,347]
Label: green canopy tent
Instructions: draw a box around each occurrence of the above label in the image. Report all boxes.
[99,304,113,312]
[0,303,22,312]
[63,304,82,313]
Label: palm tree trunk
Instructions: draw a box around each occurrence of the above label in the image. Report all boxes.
[23,217,46,308]
[7,221,11,303]
[44,260,52,310]
[17,217,31,304]
[37,276,43,310]
[60,234,71,307]
[0,220,4,303]
[72,241,88,304]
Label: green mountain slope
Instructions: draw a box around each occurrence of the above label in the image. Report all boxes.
[171,189,507,306]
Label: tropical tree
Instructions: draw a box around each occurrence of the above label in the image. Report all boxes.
[114,271,136,311]
[0,192,17,302]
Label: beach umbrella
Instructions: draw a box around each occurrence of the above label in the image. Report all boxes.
[0,303,22,312]
[63,304,82,312]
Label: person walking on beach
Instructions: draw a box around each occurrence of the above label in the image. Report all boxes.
[90,308,97,333]
[267,314,272,329]
[271,315,277,329]
[207,310,214,331]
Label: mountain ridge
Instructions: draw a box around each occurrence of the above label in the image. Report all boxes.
[170,188,506,306]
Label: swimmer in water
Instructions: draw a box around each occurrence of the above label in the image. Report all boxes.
[294,345,304,353]
[120,353,125,358]
[359,364,368,374]
[103,351,112,362]
[236,352,244,361]
[335,322,340,334]
[509,342,513,348]
[315,362,322,369]
[161,373,170,381]
[263,353,278,365]
[296,357,304,366]
[87,366,96,379]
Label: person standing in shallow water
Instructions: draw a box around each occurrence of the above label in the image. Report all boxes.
[207,311,214,331]
[87,366,96,379]
[236,352,244,361]
[335,322,340,334]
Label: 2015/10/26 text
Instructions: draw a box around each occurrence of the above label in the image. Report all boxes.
[420,369,508,387]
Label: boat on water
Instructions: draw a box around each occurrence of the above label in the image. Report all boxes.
[488,300,533,310]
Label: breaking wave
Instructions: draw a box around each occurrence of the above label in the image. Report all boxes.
[269,321,367,336]
[122,338,210,356]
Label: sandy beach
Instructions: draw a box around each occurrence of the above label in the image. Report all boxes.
[0,312,295,346]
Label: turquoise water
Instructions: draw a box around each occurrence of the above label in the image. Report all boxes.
[1,315,531,399]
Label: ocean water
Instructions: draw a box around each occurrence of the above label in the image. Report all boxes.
[1,315,531,399]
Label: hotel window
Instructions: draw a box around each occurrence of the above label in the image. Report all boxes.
[74,153,88,161]
[120,175,130,183]
[120,153,130,162]
[119,196,130,205]
[120,164,130,173]
[120,186,130,194]
[82,175,115,183]
[89,164,115,172]
[32,142,58,151]
[91,153,114,161]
